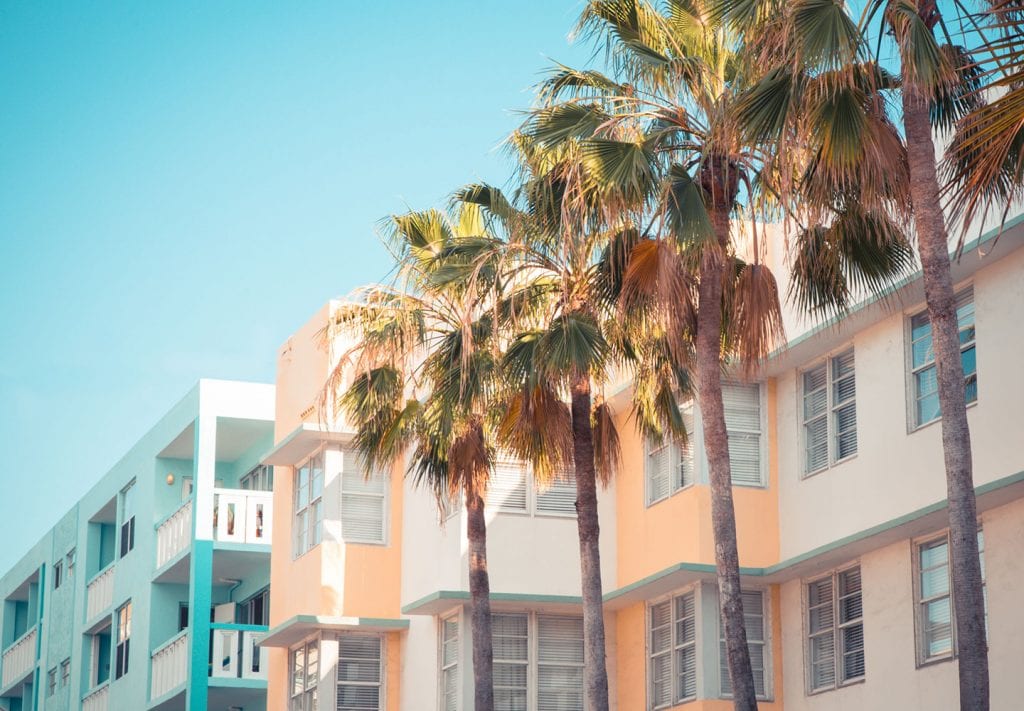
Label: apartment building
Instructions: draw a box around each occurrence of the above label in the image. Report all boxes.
[260,214,1024,711]
[0,379,276,711]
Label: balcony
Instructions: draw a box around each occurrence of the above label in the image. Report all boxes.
[150,630,189,700]
[154,489,272,583]
[1,625,37,689]
[86,564,115,625]
[210,624,269,681]
[82,682,110,711]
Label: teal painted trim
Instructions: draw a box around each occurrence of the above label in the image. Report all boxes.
[186,539,213,711]
[770,211,1024,358]
[209,623,269,633]
[212,542,270,554]
[207,677,268,689]
[401,590,583,615]
[32,563,43,711]
[601,467,1024,602]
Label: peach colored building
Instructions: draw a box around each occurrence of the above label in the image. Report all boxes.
[259,217,1024,711]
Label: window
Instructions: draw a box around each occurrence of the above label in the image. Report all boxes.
[337,634,383,710]
[290,639,318,711]
[645,384,765,506]
[915,530,986,664]
[90,627,112,687]
[341,451,388,544]
[243,588,270,626]
[178,603,189,632]
[646,407,696,505]
[649,590,697,708]
[293,451,324,557]
[47,667,57,696]
[910,289,977,427]
[119,481,136,557]
[241,464,274,491]
[720,590,767,698]
[803,349,857,474]
[440,616,459,711]
[66,548,76,580]
[489,612,584,710]
[115,601,131,680]
[53,559,63,590]
[487,458,578,517]
[60,658,70,688]
[807,566,864,692]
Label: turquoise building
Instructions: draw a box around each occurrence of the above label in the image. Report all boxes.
[0,380,275,711]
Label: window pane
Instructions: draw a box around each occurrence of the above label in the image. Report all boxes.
[805,416,828,472]
[925,599,953,656]
[810,632,836,689]
[650,652,671,707]
[295,465,310,510]
[676,645,697,700]
[841,624,865,680]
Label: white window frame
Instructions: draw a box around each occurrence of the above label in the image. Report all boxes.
[341,449,389,545]
[645,382,767,507]
[912,529,986,666]
[719,588,770,700]
[337,633,385,711]
[645,403,697,507]
[46,667,56,696]
[66,548,76,581]
[805,564,865,694]
[114,601,131,680]
[439,613,460,711]
[908,288,977,430]
[489,611,585,710]
[52,559,63,590]
[647,586,699,709]
[485,458,578,519]
[293,450,324,558]
[289,637,319,711]
[801,348,857,477]
[240,463,274,491]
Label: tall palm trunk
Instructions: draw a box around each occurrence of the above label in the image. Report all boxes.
[696,201,758,711]
[570,375,611,711]
[903,85,988,711]
[465,489,495,711]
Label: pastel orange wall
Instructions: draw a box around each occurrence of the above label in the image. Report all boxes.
[387,630,401,711]
[275,301,333,439]
[614,380,782,588]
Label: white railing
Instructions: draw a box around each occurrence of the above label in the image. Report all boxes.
[213,489,273,545]
[150,631,189,699]
[86,565,115,622]
[1,625,37,687]
[210,626,268,680]
[156,499,193,569]
[82,683,109,711]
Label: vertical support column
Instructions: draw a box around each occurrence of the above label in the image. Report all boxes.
[698,580,722,700]
[186,399,217,711]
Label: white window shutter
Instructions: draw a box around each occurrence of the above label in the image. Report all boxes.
[677,408,696,489]
[488,460,528,512]
[441,618,459,711]
[647,442,672,504]
[341,452,387,544]
[337,634,382,710]
[722,384,762,487]
[536,468,577,515]
[537,615,584,710]
[720,590,766,697]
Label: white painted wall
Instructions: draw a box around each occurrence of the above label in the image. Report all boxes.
[778,497,1024,710]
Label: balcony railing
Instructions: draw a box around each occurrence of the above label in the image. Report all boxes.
[82,682,109,711]
[156,499,193,569]
[150,630,189,699]
[213,489,272,545]
[1,625,37,688]
[86,565,115,622]
[210,624,268,681]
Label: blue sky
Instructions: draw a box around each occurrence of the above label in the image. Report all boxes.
[0,2,590,572]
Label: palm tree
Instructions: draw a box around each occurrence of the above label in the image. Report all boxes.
[719,1,995,706]
[454,145,693,711]
[326,205,507,711]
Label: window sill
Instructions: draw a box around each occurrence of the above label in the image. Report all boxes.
[908,399,978,435]
[916,652,955,669]
[807,676,866,696]
[801,453,859,480]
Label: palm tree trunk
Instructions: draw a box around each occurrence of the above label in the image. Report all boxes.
[902,86,988,711]
[696,204,758,711]
[465,489,495,711]
[570,375,611,711]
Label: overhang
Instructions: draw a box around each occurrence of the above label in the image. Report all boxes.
[262,424,352,466]
[260,614,409,647]
[402,590,584,616]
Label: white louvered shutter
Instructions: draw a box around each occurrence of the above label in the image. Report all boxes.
[803,365,829,473]
[341,452,387,544]
[492,613,528,710]
[807,577,836,690]
[838,568,864,682]
[722,384,762,487]
[674,592,697,701]
[537,615,584,711]
[441,617,459,711]
[677,407,696,489]
[832,350,857,460]
[536,468,577,515]
[649,601,672,708]
[488,459,528,512]
[647,441,672,504]
[337,635,382,710]
[720,590,766,697]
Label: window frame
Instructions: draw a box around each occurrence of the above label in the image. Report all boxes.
[645,402,697,507]
[289,636,319,711]
[439,612,460,711]
[340,449,390,545]
[114,601,131,680]
[52,559,63,590]
[647,586,699,709]
[60,658,70,688]
[800,348,858,477]
[119,480,136,558]
[804,564,865,694]
[292,449,325,559]
[718,588,771,701]
[46,667,57,697]
[337,633,385,711]
[240,463,274,491]
[66,548,76,581]
[907,288,977,431]
[912,529,986,667]
[485,458,579,519]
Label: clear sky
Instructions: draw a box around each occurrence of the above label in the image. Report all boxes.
[0,1,591,572]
